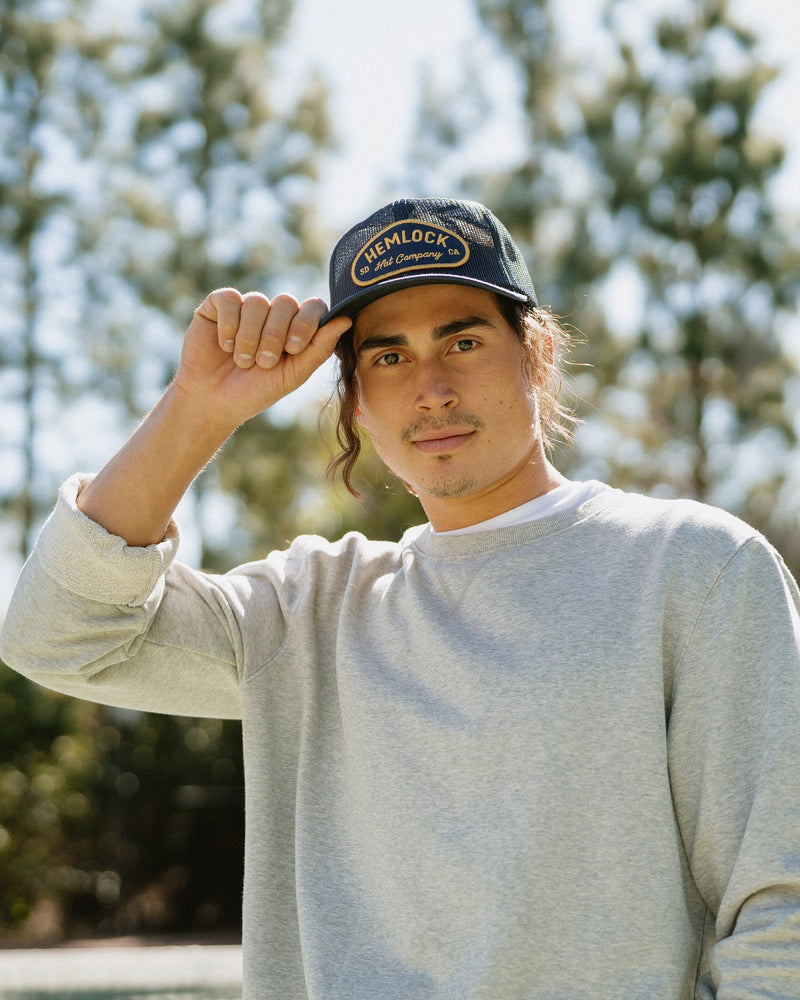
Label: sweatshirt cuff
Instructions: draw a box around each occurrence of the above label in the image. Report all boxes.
[34,473,181,607]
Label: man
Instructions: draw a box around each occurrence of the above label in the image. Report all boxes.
[1,198,799,999]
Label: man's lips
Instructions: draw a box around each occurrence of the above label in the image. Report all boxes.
[411,430,476,454]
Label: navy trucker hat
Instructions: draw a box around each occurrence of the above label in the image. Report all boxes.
[321,198,537,324]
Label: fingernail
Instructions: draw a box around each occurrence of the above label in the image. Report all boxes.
[236,354,253,368]
[257,351,278,368]
[223,340,235,352]
[285,337,302,353]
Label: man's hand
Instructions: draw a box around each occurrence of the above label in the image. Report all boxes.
[177,288,352,432]
[76,289,351,546]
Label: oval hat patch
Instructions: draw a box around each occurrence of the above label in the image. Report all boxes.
[351,219,470,287]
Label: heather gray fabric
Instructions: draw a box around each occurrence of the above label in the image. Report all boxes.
[2,474,800,999]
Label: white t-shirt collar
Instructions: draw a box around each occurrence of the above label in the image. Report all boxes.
[432,480,607,536]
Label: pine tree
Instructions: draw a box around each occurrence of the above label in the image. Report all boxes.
[0,0,116,558]
[78,0,334,569]
[454,0,800,561]
[566,0,799,516]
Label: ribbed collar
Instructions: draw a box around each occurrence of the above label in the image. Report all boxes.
[401,485,618,560]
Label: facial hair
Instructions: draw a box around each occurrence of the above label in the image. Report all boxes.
[396,413,486,499]
[399,412,485,446]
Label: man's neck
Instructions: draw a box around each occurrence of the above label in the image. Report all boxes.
[420,452,567,532]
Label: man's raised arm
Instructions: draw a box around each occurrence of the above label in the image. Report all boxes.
[77,289,351,546]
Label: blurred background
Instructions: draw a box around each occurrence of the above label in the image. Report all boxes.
[1,0,799,945]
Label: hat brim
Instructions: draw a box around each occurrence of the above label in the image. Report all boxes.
[319,273,531,327]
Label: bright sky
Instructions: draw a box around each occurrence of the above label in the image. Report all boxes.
[1,0,798,610]
[283,0,800,226]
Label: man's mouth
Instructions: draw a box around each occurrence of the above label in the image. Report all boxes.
[411,430,476,454]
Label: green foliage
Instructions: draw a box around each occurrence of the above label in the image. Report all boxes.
[564,0,800,540]
[0,0,333,563]
[0,671,98,935]
[0,0,116,556]
[87,0,334,566]
[0,664,244,942]
[104,0,327,318]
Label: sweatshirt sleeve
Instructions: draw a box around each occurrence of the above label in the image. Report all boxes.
[667,534,800,998]
[0,475,269,719]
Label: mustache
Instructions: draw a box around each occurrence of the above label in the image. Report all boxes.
[400,414,485,445]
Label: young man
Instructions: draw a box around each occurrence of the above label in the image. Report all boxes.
[1,199,799,999]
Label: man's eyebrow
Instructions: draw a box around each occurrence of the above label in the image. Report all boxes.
[356,333,408,356]
[355,315,496,356]
[432,316,496,340]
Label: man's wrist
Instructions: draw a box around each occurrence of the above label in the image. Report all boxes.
[162,378,241,450]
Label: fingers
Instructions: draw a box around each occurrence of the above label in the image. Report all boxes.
[287,310,353,380]
[194,289,349,372]
[257,293,304,368]
[194,287,243,352]
[234,292,272,368]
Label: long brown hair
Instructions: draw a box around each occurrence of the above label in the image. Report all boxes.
[326,295,578,497]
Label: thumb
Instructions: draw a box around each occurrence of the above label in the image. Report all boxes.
[291,315,353,381]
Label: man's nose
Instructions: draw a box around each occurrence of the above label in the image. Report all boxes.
[413,361,458,412]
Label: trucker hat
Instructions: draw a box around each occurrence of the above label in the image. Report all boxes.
[321,197,537,324]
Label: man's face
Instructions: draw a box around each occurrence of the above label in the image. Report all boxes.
[352,283,544,529]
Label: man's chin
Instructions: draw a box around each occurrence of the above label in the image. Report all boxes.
[414,475,477,501]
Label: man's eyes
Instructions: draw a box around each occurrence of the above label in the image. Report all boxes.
[374,339,478,366]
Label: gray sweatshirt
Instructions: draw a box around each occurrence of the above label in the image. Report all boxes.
[2,475,800,1000]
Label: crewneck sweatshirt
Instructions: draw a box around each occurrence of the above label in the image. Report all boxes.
[2,474,800,1000]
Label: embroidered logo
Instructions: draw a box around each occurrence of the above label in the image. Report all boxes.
[351,219,470,287]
